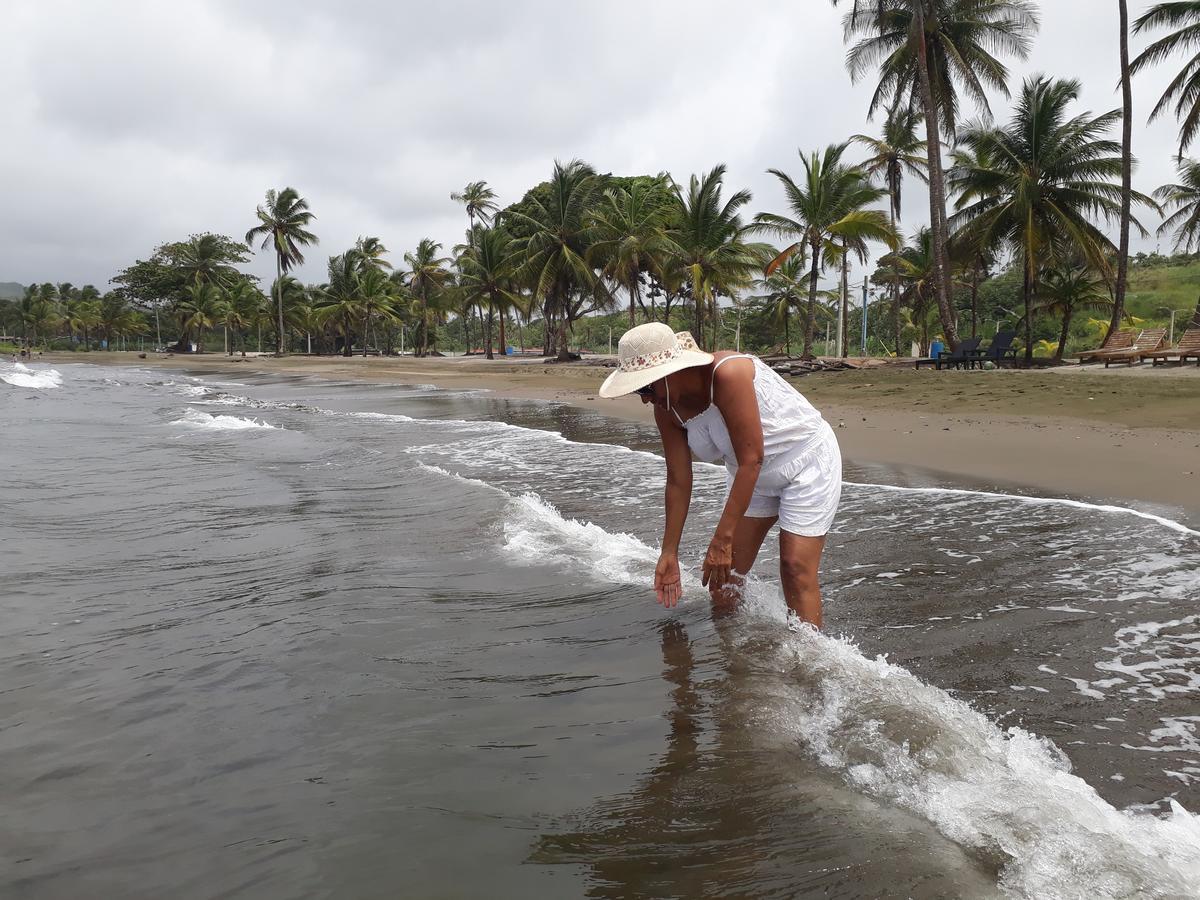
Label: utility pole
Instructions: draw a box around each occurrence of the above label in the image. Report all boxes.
[861,278,869,356]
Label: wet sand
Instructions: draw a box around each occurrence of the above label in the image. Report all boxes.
[48,351,1200,516]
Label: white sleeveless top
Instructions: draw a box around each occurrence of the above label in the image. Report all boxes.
[670,355,828,472]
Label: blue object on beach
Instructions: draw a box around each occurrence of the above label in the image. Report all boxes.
[929,340,944,359]
[505,346,513,356]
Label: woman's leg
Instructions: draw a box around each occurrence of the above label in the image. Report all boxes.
[778,532,827,628]
[710,515,777,616]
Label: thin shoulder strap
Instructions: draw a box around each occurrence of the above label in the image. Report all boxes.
[710,354,754,403]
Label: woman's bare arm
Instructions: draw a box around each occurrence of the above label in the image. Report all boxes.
[653,404,692,607]
[704,358,764,590]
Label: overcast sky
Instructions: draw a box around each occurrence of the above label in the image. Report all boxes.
[2,0,1189,292]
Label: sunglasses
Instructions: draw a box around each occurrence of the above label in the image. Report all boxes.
[634,384,656,398]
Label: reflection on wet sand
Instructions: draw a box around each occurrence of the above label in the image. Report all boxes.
[531,618,1000,898]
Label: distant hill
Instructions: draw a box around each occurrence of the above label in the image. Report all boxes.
[1126,259,1200,323]
[0,282,25,300]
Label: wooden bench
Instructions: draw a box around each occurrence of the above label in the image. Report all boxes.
[1075,329,1133,363]
[1100,329,1169,367]
[1143,327,1200,367]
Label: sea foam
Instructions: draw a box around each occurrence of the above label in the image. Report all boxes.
[451,471,1200,899]
[171,409,280,431]
[1,362,63,389]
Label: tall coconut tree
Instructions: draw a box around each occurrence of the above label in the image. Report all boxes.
[749,253,810,354]
[314,254,364,357]
[949,75,1155,365]
[457,225,526,360]
[403,239,453,357]
[357,266,400,356]
[670,165,767,350]
[245,187,318,356]
[507,160,609,361]
[1111,0,1134,344]
[451,181,500,239]
[836,0,1040,349]
[589,177,680,327]
[353,235,392,271]
[1153,157,1200,328]
[177,281,226,352]
[850,105,928,352]
[1035,262,1114,362]
[754,143,898,359]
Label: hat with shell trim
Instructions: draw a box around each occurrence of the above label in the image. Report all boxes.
[598,323,714,398]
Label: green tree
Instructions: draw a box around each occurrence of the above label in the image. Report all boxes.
[670,165,767,350]
[1035,262,1114,362]
[836,0,1040,348]
[403,239,453,357]
[507,160,610,360]
[176,281,227,351]
[1131,2,1200,156]
[748,253,810,354]
[68,300,101,350]
[246,187,318,356]
[589,177,679,327]
[851,104,928,351]
[949,75,1153,365]
[456,225,526,359]
[1153,157,1200,328]
[755,143,898,358]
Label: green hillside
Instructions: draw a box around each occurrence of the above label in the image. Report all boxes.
[1125,256,1200,329]
[0,282,25,300]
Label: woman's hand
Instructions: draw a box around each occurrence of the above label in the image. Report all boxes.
[654,553,682,608]
[701,533,734,592]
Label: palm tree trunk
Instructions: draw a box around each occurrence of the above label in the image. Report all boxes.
[840,249,850,358]
[628,278,637,328]
[890,205,902,355]
[1022,256,1034,367]
[804,240,820,359]
[970,265,979,339]
[914,14,960,350]
[498,309,507,357]
[784,303,790,353]
[419,290,429,357]
[1109,0,1133,342]
[275,255,285,356]
[485,303,495,360]
[1055,305,1072,362]
[362,310,372,356]
[556,300,571,362]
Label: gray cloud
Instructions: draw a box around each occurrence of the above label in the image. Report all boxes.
[2,0,1187,290]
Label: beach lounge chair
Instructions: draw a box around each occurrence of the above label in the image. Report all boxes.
[1075,329,1134,363]
[1098,329,1168,367]
[972,330,1019,367]
[914,337,982,370]
[1142,328,1200,367]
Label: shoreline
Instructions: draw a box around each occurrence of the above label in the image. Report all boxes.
[41,351,1200,523]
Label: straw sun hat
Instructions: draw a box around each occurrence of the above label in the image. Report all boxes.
[598,323,714,398]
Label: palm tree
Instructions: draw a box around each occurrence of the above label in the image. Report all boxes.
[671,165,767,350]
[457,226,525,359]
[177,281,226,351]
[68,300,101,351]
[1154,157,1200,328]
[749,253,810,354]
[451,181,500,238]
[357,266,400,356]
[851,105,928,352]
[1035,263,1114,362]
[1131,2,1200,156]
[176,234,244,289]
[1113,0,1134,344]
[353,236,392,271]
[837,0,1040,348]
[315,254,364,357]
[949,75,1154,365]
[245,187,318,356]
[507,160,609,360]
[889,226,944,354]
[755,143,898,358]
[403,239,453,357]
[589,177,679,327]
[222,280,264,354]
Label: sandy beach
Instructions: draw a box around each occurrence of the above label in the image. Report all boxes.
[46,350,1200,517]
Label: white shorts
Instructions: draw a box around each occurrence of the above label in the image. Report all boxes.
[726,422,843,537]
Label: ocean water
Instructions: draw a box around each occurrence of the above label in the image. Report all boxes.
[2,359,1199,899]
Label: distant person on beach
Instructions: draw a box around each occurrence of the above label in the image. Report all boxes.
[599,323,841,628]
